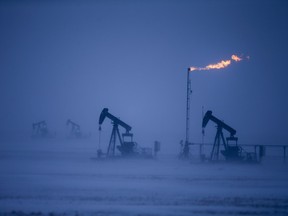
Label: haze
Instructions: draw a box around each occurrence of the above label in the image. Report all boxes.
[1,0,288,152]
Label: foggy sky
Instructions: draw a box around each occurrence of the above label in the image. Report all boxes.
[1,0,288,151]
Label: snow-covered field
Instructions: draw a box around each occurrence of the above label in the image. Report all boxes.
[0,140,288,216]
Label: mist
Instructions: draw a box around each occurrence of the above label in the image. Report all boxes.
[1,0,288,215]
[1,0,288,147]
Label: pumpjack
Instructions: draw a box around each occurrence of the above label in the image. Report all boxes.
[32,121,49,138]
[99,108,137,157]
[202,110,256,162]
[66,119,82,138]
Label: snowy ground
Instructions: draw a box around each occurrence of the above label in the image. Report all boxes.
[0,140,288,216]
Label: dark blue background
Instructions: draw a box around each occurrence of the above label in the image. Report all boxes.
[1,0,288,151]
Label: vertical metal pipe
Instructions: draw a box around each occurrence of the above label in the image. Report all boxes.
[185,68,191,145]
[182,68,191,158]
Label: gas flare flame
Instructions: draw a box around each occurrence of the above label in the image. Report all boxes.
[189,54,246,72]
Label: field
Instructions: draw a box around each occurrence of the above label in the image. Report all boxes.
[0,140,288,216]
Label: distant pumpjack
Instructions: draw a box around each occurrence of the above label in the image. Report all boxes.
[99,108,136,157]
[66,119,82,138]
[32,121,49,138]
[202,110,243,161]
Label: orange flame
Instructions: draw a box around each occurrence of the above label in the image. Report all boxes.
[189,54,245,72]
[231,54,242,62]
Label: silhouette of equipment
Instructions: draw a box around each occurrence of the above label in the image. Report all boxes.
[99,108,136,157]
[202,110,243,161]
[32,121,49,138]
[66,119,82,138]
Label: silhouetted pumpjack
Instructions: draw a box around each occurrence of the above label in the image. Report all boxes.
[66,119,82,138]
[32,121,49,138]
[98,108,136,157]
[202,110,243,161]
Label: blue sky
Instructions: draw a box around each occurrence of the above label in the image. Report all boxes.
[1,0,288,151]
